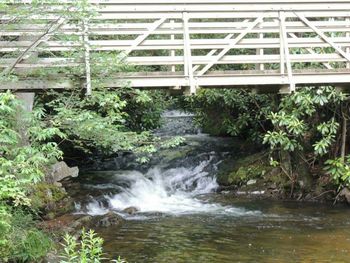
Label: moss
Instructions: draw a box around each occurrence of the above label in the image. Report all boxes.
[159,148,192,163]
[267,169,289,187]
[30,183,67,210]
[217,152,272,186]
[29,183,73,219]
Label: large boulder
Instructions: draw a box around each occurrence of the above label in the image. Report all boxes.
[47,161,79,186]
[339,187,350,204]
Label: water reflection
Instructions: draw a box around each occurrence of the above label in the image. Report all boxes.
[97,200,350,263]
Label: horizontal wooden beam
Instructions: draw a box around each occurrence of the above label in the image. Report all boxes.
[1,37,350,53]
[1,54,347,68]
[2,70,350,90]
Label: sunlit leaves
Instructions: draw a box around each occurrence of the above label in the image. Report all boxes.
[325,156,350,187]
[264,87,343,157]
[0,91,62,206]
[313,118,339,156]
[263,131,300,151]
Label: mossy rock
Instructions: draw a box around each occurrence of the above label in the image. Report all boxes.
[29,183,74,219]
[265,167,289,187]
[159,147,192,163]
[217,152,272,186]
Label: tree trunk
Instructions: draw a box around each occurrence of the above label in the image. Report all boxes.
[341,105,348,160]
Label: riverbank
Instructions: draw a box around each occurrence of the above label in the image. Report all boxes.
[216,151,340,203]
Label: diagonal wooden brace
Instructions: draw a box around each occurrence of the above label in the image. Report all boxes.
[296,12,350,63]
[197,15,264,76]
[2,17,67,76]
[124,18,167,56]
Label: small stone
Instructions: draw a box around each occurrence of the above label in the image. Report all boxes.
[123,206,139,215]
[95,212,124,228]
[247,179,257,185]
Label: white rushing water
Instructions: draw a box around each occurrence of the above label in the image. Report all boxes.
[79,158,260,217]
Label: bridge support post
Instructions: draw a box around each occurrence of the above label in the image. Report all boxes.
[16,92,34,112]
[279,85,292,94]
[15,92,35,146]
[347,18,350,69]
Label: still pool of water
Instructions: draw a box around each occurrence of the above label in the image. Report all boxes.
[97,198,350,263]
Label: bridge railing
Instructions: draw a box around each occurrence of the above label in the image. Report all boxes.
[1,1,350,94]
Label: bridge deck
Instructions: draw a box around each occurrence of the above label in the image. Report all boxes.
[1,1,350,94]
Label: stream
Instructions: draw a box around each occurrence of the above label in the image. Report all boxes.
[68,111,350,263]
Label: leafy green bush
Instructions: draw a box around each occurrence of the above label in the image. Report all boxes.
[182,89,272,140]
[60,229,127,263]
[0,92,61,261]
[0,205,52,262]
[325,156,350,188]
[0,91,63,206]
[263,87,344,157]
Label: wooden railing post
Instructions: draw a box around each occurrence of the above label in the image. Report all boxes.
[83,18,92,96]
[182,12,196,94]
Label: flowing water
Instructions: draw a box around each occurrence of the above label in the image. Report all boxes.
[69,111,350,263]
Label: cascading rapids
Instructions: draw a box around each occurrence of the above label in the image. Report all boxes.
[76,110,261,217]
[78,157,260,217]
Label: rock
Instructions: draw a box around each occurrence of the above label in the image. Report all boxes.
[29,183,74,219]
[339,187,350,204]
[217,152,272,186]
[47,161,79,184]
[123,206,139,215]
[91,212,125,228]
[43,252,61,263]
[304,193,313,200]
[70,215,93,229]
[269,183,277,189]
[57,213,124,234]
[247,179,257,185]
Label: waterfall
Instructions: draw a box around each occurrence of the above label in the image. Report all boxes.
[77,157,258,217]
[74,110,260,218]
[154,110,200,136]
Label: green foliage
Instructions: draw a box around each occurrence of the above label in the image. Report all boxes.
[187,86,347,189]
[325,156,350,188]
[0,91,63,206]
[61,229,104,263]
[160,136,186,149]
[60,229,127,263]
[122,90,170,132]
[313,118,339,156]
[0,92,61,261]
[263,87,344,157]
[183,89,272,140]
[0,205,52,262]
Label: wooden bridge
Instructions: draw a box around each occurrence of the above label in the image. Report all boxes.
[1,0,350,94]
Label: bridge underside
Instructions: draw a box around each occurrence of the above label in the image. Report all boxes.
[1,1,350,94]
[3,69,350,94]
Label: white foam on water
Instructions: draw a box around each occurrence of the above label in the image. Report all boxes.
[80,158,261,217]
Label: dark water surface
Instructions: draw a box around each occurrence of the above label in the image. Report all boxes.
[97,198,350,263]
